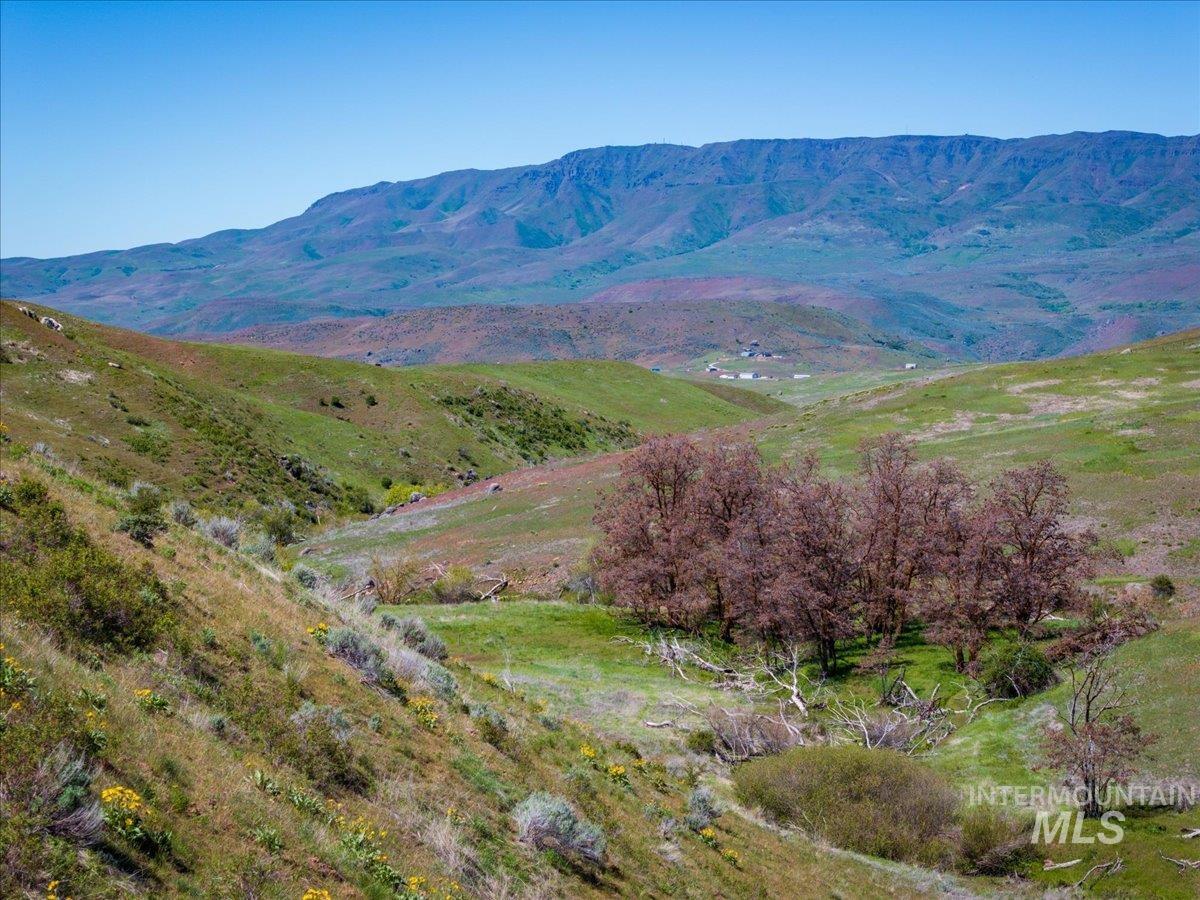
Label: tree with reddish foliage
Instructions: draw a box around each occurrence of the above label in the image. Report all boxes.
[986,461,1096,635]
[853,434,963,640]
[1039,650,1154,818]
[922,486,1004,672]
[691,442,771,640]
[592,436,709,629]
[757,463,860,674]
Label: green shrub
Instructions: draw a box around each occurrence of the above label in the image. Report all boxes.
[116,512,167,548]
[1150,574,1175,600]
[0,478,174,652]
[291,563,321,589]
[383,481,449,507]
[117,482,167,546]
[470,703,509,747]
[429,565,477,604]
[285,703,371,793]
[685,728,717,755]
[260,500,301,545]
[126,482,163,516]
[733,745,958,866]
[513,793,606,864]
[242,532,276,563]
[340,484,374,515]
[977,640,1057,698]
[957,804,1036,875]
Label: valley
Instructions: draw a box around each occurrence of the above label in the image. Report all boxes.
[2,302,1197,899]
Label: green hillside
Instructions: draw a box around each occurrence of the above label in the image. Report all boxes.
[0,300,768,517]
[0,458,942,899]
[303,329,1200,598]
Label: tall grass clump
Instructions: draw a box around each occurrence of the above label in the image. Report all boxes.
[380,614,448,660]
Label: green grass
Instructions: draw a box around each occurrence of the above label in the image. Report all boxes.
[378,600,722,743]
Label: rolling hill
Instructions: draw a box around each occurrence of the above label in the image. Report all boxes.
[3,133,1197,361]
[0,300,775,514]
[299,329,1200,599]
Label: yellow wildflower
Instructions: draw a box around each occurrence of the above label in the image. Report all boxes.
[579,743,597,759]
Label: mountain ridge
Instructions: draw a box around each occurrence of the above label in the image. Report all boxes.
[3,131,1197,361]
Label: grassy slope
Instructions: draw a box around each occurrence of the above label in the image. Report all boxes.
[307,329,1200,597]
[1,300,763,511]
[759,329,1200,541]
[0,457,947,899]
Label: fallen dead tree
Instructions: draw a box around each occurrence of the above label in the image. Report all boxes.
[620,634,996,755]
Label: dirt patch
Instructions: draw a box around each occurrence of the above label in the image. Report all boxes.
[1007,379,1062,394]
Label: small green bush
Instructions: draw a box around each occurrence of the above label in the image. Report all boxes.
[1150,574,1175,600]
[685,728,717,755]
[977,640,1057,698]
[383,481,450,508]
[242,532,276,563]
[733,745,958,866]
[429,565,477,604]
[260,500,301,545]
[470,703,509,747]
[0,477,174,652]
[957,804,1036,875]
[116,512,167,548]
[285,702,371,793]
[291,563,321,589]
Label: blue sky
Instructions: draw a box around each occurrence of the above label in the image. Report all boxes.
[2,0,1197,258]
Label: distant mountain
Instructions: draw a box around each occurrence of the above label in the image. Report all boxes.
[3,132,1198,360]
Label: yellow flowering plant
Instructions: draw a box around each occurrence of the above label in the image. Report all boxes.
[100,785,172,853]
[578,743,597,760]
[606,763,629,785]
[407,695,439,730]
[133,687,171,714]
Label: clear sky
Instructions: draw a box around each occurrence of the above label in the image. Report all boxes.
[2,0,1197,259]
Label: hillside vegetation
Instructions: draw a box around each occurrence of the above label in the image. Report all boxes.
[0,300,769,516]
[303,329,1200,598]
[1,459,949,899]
